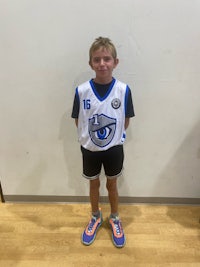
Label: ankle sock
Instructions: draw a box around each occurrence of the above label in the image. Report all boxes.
[110,213,119,219]
[92,210,100,219]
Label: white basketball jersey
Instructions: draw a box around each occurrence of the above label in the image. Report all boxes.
[77,79,128,151]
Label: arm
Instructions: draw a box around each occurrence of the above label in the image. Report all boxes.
[124,86,135,130]
[71,89,79,127]
[125,117,130,130]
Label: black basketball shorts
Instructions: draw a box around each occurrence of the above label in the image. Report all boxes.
[81,145,124,180]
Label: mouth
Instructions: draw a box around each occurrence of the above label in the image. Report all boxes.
[98,69,107,72]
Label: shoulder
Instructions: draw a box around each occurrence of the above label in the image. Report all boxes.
[77,80,91,91]
[115,79,127,87]
[75,80,91,98]
[114,79,130,93]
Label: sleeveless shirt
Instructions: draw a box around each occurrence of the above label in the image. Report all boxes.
[76,78,129,152]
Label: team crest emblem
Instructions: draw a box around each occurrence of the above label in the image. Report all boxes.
[111,98,121,109]
[89,114,116,147]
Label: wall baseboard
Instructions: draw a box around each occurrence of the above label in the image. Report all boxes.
[2,195,200,205]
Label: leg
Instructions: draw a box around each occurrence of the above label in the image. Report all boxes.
[107,177,126,248]
[80,147,103,245]
[103,145,124,215]
[106,177,118,215]
[103,146,125,248]
[90,177,100,214]
[80,146,101,214]
[82,177,102,246]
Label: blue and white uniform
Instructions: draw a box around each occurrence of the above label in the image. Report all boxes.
[76,78,129,152]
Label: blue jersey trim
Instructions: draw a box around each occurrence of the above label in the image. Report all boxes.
[75,87,79,102]
[89,78,116,101]
[124,85,129,116]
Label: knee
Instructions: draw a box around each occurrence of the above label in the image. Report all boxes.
[90,178,100,190]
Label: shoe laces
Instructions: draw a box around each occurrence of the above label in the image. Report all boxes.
[87,216,97,233]
[112,218,122,235]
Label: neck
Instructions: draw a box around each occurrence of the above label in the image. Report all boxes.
[93,77,113,84]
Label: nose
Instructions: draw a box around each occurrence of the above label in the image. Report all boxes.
[100,58,105,65]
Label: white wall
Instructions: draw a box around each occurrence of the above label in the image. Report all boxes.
[0,0,200,199]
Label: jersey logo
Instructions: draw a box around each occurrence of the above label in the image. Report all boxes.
[88,114,116,147]
[111,98,121,109]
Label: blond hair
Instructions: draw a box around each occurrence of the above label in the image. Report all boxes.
[89,37,117,63]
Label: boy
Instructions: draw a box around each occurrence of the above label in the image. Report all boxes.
[71,37,135,248]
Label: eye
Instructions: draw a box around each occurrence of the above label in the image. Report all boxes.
[94,126,112,140]
[93,57,100,63]
[104,56,112,62]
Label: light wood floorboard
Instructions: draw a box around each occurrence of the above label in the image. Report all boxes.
[0,203,199,267]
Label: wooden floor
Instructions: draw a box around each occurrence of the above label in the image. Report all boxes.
[0,202,200,267]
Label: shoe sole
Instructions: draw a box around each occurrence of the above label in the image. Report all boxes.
[111,234,126,248]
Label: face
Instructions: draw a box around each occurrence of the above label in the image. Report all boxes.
[89,48,118,84]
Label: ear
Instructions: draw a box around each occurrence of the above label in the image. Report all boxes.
[89,61,94,70]
[114,58,119,68]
